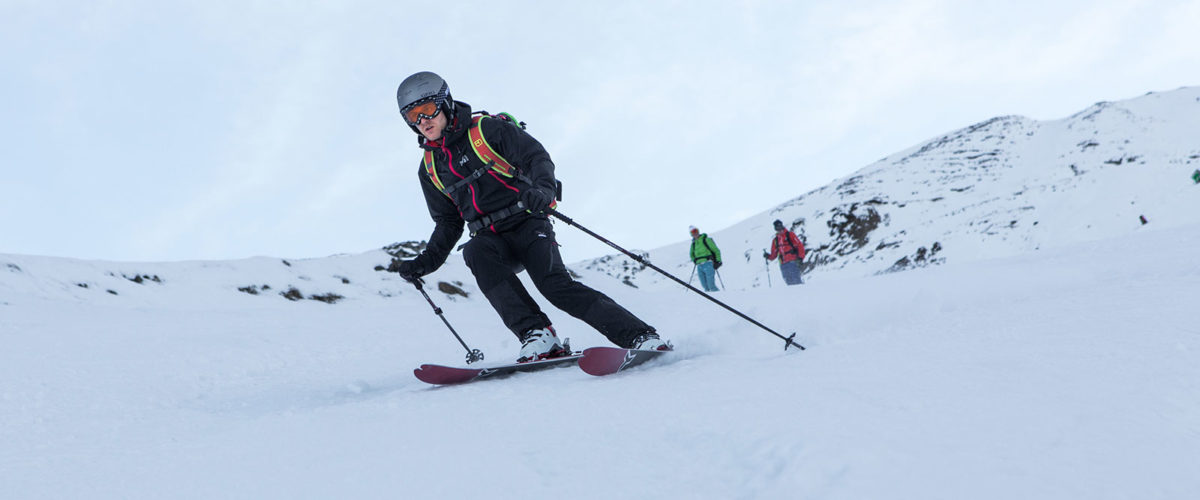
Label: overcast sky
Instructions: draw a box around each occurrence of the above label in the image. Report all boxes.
[3,0,1199,263]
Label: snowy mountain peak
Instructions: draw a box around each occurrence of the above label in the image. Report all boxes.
[580,86,1200,289]
[3,87,1197,304]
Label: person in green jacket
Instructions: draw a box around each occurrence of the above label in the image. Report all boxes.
[689,225,722,292]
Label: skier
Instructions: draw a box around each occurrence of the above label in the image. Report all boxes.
[763,219,806,285]
[387,71,668,362]
[688,226,722,292]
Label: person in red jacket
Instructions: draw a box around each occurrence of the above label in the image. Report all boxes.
[763,219,806,285]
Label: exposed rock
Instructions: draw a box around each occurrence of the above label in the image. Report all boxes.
[438,281,469,298]
[280,287,304,301]
[383,241,426,259]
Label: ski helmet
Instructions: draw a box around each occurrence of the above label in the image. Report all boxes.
[396,71,454,129]
[773,219,785,230]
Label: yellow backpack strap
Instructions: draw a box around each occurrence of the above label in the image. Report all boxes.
[422,150,449,196]
[468,115,515,178]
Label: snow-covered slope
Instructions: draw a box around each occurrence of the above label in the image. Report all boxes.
[579,86,1200,290]
[3,222,1198,499]
[0,242,480,309]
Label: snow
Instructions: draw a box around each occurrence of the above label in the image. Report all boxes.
[3,87,1200,498]
[3,222,1198,498]
[578,86,1200,290]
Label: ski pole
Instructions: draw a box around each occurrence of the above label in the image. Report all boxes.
[715,268,725,290]
[688,264,696,286]
[407,277,485,364]
[763,251,772,288]
[545,207,805,351]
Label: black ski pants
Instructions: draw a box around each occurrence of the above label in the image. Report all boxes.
[462,217,653,348]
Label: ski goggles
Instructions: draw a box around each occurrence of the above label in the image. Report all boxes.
[403,99,441,126]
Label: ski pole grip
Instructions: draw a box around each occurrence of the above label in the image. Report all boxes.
[546,208,572,225]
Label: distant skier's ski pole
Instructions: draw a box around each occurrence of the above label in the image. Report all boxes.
[763,251,772,288]
[715,269,725,290]
[545,207,805,351]
[407,277,485,364]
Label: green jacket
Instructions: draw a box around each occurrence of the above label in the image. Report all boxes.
[689,234,721,264]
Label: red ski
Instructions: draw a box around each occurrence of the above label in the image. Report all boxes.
[414,352,583,385]
[578,346,671,376]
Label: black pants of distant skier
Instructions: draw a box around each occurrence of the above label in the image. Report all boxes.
[462,217,654,348]
[780,260,804,285]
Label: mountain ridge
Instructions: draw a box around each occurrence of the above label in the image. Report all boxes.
[578,86,1200,290]
[4,86,1198,303]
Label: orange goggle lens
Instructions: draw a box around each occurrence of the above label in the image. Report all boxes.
[403,100,441,125]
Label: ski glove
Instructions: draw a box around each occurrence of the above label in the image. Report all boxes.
[713,261,723,270]
[520,187,555,212]
[388,258,427,281]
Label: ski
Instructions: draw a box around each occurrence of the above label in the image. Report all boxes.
[578,346,671,376]
[414,351,583,385]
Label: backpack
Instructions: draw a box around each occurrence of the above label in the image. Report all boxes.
[422,111,561,204]
[775,230,805,260]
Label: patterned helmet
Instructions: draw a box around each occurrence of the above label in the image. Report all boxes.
[397,71,454,131]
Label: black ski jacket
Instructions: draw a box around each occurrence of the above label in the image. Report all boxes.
[411,101,558,273]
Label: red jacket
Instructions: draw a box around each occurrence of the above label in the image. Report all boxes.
[768,229,805,263]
